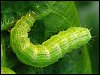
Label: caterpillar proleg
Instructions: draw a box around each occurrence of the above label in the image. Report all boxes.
[10,11,91,67]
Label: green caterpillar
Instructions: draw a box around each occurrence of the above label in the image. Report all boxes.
[10,11,91,67]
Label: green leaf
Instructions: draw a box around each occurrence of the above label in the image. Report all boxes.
[75,1,99,74]
[1,34,6,67]
[1,67,16,74]
[1,32,18,68]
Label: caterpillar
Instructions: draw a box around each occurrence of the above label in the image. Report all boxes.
[10,11,91,67]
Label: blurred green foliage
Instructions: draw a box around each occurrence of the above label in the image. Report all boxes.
[75,1,99,74]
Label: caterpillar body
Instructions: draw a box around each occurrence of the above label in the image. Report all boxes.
[10,11,91,67]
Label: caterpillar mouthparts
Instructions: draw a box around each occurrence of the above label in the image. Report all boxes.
[10,11,91,67]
